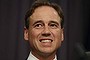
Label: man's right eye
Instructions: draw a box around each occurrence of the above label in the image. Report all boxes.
[34,24,43,29]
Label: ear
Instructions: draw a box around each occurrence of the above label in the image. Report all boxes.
[24,27,29,40]
[61,28,64,41]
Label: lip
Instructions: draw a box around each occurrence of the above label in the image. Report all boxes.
[39,38,53,42]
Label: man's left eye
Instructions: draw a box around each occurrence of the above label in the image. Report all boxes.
[50,24,58,28]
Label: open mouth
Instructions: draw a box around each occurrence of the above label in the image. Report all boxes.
[39,38,53,47]
[39,39,53,43]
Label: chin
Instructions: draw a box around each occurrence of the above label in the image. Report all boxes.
[39,48,56,54]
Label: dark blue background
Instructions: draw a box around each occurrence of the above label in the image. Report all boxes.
[0,0,90,60]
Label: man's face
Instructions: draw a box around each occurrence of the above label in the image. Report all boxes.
[24,6,63,55]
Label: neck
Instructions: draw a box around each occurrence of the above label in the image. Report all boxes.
[31,51,56,60]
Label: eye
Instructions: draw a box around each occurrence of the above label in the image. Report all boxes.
[34,23,43,29]
[49,23,58,29]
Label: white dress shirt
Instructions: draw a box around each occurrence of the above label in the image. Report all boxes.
[27,52,57,60]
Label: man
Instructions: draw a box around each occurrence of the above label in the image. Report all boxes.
[24,0,64,60]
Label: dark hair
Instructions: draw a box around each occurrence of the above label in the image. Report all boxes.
[25,1,64,29]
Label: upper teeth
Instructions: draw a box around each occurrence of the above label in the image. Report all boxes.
[41,40,52,43]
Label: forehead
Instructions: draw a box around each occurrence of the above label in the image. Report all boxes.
[31,6,60,18]
[34,6,58,14]
[30,6,60,23]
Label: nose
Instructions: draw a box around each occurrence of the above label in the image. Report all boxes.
[42,26,51,37]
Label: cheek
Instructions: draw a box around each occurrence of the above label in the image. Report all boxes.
[53,30,61,38]
[28,29,42,40]
[55,31,63,47]
[53,30,62,43]
[28,29,41,47]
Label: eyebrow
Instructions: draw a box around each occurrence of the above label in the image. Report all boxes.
[32,20,43,26]
[32,20,59,26]
[49,21,59,25]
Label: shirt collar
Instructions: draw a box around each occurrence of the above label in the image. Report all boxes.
[27,52,57,60]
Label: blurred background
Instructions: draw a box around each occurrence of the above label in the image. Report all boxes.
[0,0,90,60]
